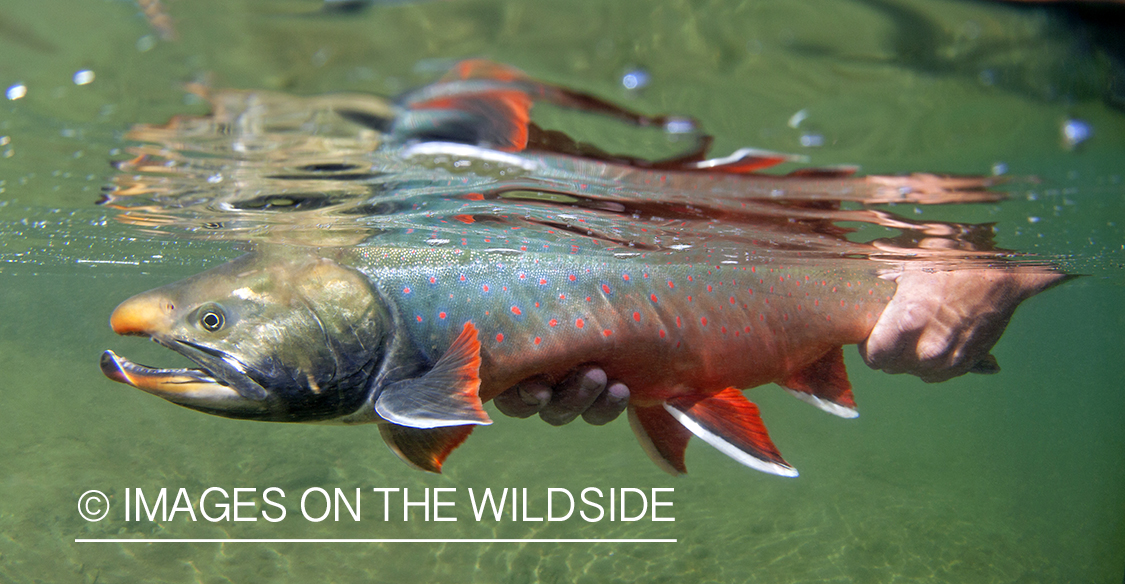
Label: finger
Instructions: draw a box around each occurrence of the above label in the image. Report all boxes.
[493,381,552,419]
[539,366,607,426]
[581,381,630,426]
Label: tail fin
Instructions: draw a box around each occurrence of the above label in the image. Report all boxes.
[629,388,797,477]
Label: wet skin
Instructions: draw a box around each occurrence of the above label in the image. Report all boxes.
[504,265,1071,423]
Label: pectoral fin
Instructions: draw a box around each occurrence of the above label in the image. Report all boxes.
[375,322,492,429]
[781,346,859,419]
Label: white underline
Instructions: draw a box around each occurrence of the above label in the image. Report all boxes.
[75,538,676,544]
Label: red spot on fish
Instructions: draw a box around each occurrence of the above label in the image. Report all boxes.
[603,329,612,337]
[403,287,412,294]
[459,274,466,282]
[534,337,541,345]
[465,192,484,201]
[548,319,558,327]
[429,277,436,284]
[559,294,566,300]
[511,306,521,316]
[721,326,727,334]
[535,302,540,308]
[633,311,641,322]
[840,300,847,307]
[707,285,713,292]
[668,280,675,288]
[569,274,577,282]
[482,284,490,292]
[439,312,447,319]
[496,333,504,343]
[701,317,708,326]
[729,296,736,304]
[659,329,666,338]
[415,315,422,322]
[454,214,475,224]
[650,293,658,303]
[576,318,585,329]
[601,284,611,294]
[676,316,682,328]
[622,274,630,281]
[519,273,526,280]
[585,296,592,302]
[688,276,694,282]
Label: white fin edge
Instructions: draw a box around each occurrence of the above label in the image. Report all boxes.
[663,403,799,478]
[783,389,859,419]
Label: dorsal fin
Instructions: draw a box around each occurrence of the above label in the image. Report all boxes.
[439,59,526,83]
[664,388,797,477]
[379,423,475,473]
[784,165,859,178]
[683,147,806,174]
[393,90,533,151]
[781,346,858,419]
[375,322,492,428]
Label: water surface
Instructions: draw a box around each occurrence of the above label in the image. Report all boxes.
[0,0,1122,582]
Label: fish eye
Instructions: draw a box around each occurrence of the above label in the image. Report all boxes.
[200,307,225,332]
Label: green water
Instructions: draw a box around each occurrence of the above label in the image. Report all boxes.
[1,0,1123,582]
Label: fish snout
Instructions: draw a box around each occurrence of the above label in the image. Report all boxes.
[109,293,173,336]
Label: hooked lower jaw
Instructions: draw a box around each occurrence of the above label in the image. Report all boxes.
[100,349,267,413]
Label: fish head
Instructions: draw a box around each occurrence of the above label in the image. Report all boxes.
[101,249,390,422]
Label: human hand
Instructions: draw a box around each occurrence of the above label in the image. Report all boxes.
[494,365,630,426]
[860,263,1071,383]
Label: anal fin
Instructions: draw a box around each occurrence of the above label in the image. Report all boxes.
[664,388,797,477]
[781,346,859,419]
[375,322,492,429]
[379,423,475,473]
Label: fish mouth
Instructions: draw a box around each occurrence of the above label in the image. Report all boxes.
[101,337,269,413]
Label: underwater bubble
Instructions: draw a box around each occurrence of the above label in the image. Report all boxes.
[621,69,650,91]
[73,70,95,85]
[664,118,695,134]
[991,162,1008,176]
[6,84,27,100]
[799,133,824,148]
[1062,119,1091,150]
[787,109,809,129]
[136,35,156,52]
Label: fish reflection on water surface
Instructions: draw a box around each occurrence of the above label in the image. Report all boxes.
[99,61,1067,476]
